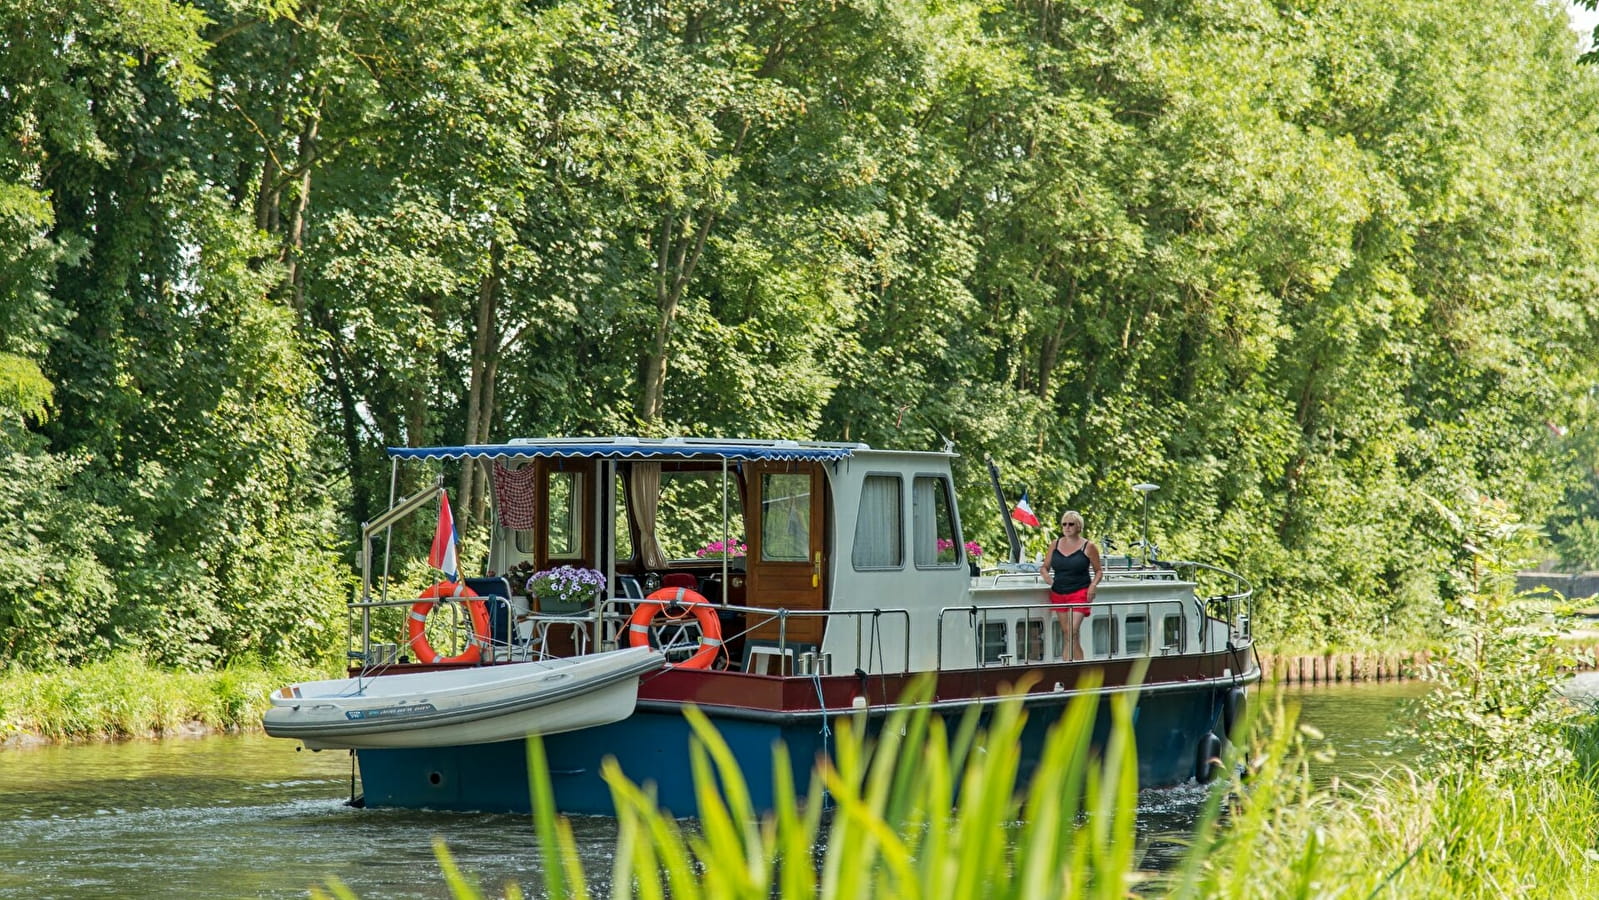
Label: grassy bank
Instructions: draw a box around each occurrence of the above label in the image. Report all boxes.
[1172,696,1599,898]
[0,653,323,743]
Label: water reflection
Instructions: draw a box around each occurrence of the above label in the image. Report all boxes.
[0,681,1425,899]
[1282,679,1427,780]
[1133,679,1427,872]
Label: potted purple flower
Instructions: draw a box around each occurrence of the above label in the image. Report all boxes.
[525,565,605,614]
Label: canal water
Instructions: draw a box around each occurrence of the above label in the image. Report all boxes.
[0,682,1426,899]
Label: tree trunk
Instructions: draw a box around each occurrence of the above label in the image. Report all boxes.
[635,120,750,425]
[1035,272,1074,401]
[251,25,299,234]
[253,148,281,234]
[1037,319,1064,401]
[328,345,370,529]
[1277,359,1324,541]
[280,89,323,316]
[637,206,723,423]
[459,242,502,526]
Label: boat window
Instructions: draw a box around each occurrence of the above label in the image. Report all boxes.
[655,470,746,563]
[614,472,634,562]
[1016,618,1045,662]
[980,620,1008,664]
[1124,614,1148,655]
[546,470,583,558]
[852,474,903,569]
[1090,616,1112,656]
[760,472,811,562]
[1162,613,1182,652]
[911,475,959,569]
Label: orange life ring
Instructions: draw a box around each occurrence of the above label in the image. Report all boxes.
[407,581,490,664]
[628,587,723,669]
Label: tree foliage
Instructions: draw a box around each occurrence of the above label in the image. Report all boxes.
[3,0,1599,666]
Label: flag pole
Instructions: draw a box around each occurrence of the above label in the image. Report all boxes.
[1133,483,1159,566]
[985,455,1023,564]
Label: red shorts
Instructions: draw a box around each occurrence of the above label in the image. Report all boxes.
[1049,588,1090,610]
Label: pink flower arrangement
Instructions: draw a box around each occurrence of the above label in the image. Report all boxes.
[936,538,984,560]
[695,539,747,559]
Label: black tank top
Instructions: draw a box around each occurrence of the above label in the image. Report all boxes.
[1049,542,1092,594]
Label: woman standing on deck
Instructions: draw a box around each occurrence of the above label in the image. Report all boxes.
[1040,510,1102,661]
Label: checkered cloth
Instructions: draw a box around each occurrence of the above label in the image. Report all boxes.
[492,462,538,530]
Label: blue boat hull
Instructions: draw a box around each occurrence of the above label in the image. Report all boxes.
[353,682,1235,815]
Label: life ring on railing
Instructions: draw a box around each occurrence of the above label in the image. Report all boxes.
[408,581,490,664]
[627,587,723,670]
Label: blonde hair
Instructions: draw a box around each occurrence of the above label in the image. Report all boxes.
[1060,510,1084,530]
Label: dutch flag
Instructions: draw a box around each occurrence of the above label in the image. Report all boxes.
[429,490,459,582]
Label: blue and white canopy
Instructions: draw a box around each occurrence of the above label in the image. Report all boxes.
[387,437,862,463]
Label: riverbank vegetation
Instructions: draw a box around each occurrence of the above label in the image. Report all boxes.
[5,0,1599,672]
[0,654,319,743]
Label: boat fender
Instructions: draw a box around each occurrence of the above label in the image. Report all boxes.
[1195,731,1224,784]
[629,587,724,670]
[407,581,490,665]
[1223,687,1247,741]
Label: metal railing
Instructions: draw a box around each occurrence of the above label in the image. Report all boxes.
[346,592,517,674]
[345,570,1250,678]
[981,559,1254,646]
[936,596,1196,669]
[1156,559,1254,645]
[346,594,916,675]
[592,599,915,674]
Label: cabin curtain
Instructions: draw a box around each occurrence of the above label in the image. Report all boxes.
[491,461,539,530]
[629,462,667,569]
[852,474,902,568]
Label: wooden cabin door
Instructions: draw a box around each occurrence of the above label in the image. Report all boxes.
[745,461,826,647]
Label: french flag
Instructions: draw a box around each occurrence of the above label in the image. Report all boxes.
[1011,489,1040,528]
[429,490,459,582]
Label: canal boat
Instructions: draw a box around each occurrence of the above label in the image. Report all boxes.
[262,645,663,750]
[268,436,1258,814]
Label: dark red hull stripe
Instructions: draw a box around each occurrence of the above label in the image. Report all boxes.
[634,650,1258,719]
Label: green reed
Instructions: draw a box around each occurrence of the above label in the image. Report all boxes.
[1167,690,1599,900]
[350,671,1599,900]
[501,672,1147,900]
[0,652,317,740]
[570,673,1143,899]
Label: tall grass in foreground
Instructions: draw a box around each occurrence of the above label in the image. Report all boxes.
[1168,493,1599,898]
[309,673,1599,900]
[562,674,1143,899]
[0,652,323,740]
[1172,692,1599,899]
